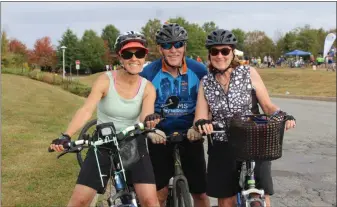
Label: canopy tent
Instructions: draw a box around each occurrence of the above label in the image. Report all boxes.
[285,50,312,56]
[234,49,244,56]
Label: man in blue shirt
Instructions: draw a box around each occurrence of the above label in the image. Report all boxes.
[140,23,209,207]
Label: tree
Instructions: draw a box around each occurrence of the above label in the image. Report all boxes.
[1,31,9,67]
[8,39,28,67]
[141,18,162,60]
[32,36,57,70]
[79,30,105,73]
[202,21,218,34]
[102,40,114,65]
[232,28,246,51]
[101,24,120,53]
[57,29,80,73]
[244,30,275,58]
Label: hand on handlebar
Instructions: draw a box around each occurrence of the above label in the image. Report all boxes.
[187,128,203,141]
[270,110,296,131]
[194,119,213,135]
[49,133,71,152]
[148,129,166,145]
[144,113,161,129]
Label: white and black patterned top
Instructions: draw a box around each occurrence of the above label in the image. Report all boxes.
[202,65,254,142]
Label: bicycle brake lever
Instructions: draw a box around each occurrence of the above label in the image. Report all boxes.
[57,150,68,159]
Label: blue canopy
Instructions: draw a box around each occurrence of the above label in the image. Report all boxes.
[285,50,312,56]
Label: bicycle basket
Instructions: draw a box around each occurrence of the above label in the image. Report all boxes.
[227,115,286,161]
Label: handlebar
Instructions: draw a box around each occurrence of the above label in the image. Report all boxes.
[48,122,155,155]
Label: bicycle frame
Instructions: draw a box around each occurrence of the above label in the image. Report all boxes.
[166,141,191,207]
[107,152,138,207]
[237,161,266,207]
[89,130,140,207]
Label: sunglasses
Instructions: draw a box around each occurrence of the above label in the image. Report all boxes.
[160,41,185,50]
[121,49,147,60]
[209,48,232,56]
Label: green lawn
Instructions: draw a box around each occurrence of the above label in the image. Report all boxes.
[78,68,336,97]
[1,74,88,206]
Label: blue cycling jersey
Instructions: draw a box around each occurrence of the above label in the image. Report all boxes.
[140,57,208,135]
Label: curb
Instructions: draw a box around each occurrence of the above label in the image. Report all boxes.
[270,94,336,102]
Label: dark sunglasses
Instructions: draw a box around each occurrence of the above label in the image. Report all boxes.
[209,48,232,56]
[160,41,185,50]
[121,49,147,60]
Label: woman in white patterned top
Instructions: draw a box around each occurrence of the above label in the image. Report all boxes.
[188,29,296,207]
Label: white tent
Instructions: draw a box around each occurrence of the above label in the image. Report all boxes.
[234,49,244,56]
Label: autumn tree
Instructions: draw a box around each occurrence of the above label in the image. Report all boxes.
[8,39,28,67]
[33,36,57,71]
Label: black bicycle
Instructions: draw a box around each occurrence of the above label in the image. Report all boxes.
[210,113,292,207]
[165,132,193,207]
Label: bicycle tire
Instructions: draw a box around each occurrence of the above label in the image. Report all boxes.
[77,119,97,167]
[176,180,192,207]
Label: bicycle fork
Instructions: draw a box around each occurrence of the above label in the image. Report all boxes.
[237,161,266,207]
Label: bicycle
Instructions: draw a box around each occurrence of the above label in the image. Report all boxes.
[72,95,181,207]
[210,113,291,207]
[164,132,194,207]
[49,121,155,207]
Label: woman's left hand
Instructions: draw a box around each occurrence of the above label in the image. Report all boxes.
[285,119,296,131]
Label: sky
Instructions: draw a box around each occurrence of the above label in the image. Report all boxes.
[1,2,336,49]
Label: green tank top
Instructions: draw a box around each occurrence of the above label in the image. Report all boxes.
[97,71,148,133]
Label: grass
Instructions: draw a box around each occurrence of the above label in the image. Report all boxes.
[78,68,336,97]
[257,68,336,97]
[1,74,94,206]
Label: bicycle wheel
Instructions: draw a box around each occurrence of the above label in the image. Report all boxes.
[77,119,97,167]
[176,180,192,207]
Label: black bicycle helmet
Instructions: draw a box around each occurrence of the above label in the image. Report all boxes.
[205,29,237,49]
[155,23,188,44]
[114,31,147,53]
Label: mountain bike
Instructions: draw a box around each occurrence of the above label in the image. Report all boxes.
[210,113,293,207]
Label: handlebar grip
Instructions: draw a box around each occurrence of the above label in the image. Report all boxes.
[48,147,55,152]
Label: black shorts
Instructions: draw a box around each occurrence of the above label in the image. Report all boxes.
[148,138,207,194]
[206,141,274,198]
[77,135,155,194]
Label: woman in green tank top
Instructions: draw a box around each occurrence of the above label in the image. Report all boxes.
[50,31,161,207]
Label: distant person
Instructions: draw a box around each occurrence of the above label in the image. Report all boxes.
[263,55,268,66]
[197,56,203,63]
[267,55,272,68]
[257,57,262,68]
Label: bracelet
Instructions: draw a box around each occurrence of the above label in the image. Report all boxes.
[271,109,281,116]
